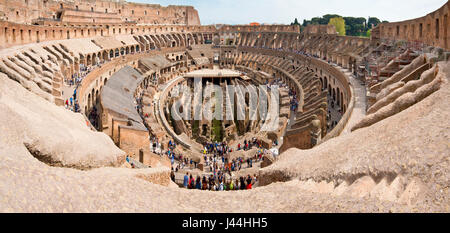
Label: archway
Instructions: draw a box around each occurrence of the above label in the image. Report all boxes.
[336,87,341,106]
[86,55,91,66]
[103,50,108,61]
[91,53,96,66]
[87,93,91,110]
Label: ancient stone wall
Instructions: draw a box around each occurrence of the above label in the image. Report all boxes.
[374,1,450,50]
[218,24,300,33]
[303,25,337,34]
[0,20,216,49]
[0,0,200,26]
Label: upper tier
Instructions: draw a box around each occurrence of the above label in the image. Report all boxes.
[0,0,200,26]
[372,1,450,50]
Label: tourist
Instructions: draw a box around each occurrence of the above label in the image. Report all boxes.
[209,175,215,191]
[202,176,208,190]
[246,175,252,189]
[183,173,189,188]
[170,168,175,182]
[240,177,246,190]
[195,176,201,190]
[189,174,194,189]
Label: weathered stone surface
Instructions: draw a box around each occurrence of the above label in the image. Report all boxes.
[0,73,125,169]
[259,69,450,212]
[261,154,274,168]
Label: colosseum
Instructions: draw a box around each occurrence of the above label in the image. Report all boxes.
[0,0,449,213]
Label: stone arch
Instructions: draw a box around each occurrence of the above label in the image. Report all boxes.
[79,54,86,66]
[92,53,97,66]
[86,54,92,66]
[95,90,99,104]
[87,93,91,110]
[336,87,341,106]
[102,50,108,61]
[91,89,95,106]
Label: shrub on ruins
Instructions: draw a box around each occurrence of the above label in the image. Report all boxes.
[329,17,346,36]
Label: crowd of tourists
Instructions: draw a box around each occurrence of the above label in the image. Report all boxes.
[64,94,80,113]
[168,138,269,190]
[172,171,258,191]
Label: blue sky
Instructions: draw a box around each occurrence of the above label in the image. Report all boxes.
[129,0,448,25]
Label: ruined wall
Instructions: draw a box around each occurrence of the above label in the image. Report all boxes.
[303,24,337,34]
[0,0,200,26]
[374,1,450,50]
[0,20,217,49]
[218,24,300,33]
[118,126,150,158]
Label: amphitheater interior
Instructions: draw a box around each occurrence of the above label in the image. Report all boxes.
[0,0,449,212]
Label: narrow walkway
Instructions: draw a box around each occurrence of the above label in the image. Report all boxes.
[336,67,367,134]
[61,84,75,102]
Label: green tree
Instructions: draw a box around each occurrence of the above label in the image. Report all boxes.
[322,14,342,24]
[368,17,381,29]
[311,17,322,25]
[302,19,309,26]
[292,18,300,26]
[329,17,346,36]
[343,17,366,36]
[366,29,372,38]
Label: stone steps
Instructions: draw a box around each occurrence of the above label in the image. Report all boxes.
[295,174,425,206]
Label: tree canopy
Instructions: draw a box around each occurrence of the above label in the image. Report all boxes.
[329,17,346,36]
[300,15,387,37]
[291,18,300,26]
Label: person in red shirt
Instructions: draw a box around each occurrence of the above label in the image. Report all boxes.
[246,175,252,189]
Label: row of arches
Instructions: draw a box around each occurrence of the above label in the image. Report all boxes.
[1,21,217,48]
[77,45,141,67]
[133,32,214,51]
